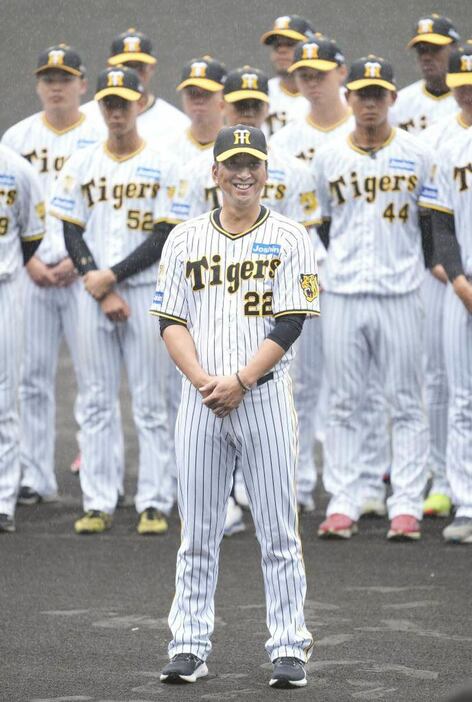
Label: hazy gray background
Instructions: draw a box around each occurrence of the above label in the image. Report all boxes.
[1,0,470,134]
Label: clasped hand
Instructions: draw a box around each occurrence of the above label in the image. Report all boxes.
[200,375,247,418]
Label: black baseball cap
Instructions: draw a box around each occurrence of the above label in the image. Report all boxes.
[223,66,269,103]
[95,66,144,101]
[346,55,396,91]
[108,28,156,66]
[35,44,84,77]
[260,15,315,45]
[407,14,459,48]
[289,36,345,73]
[447,42,472,88]
[177,55,227,92]
[213,125,268,163]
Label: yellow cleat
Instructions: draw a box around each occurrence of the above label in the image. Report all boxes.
[74,510,112,534]
[137,507,168,535]
[423,493,452,518]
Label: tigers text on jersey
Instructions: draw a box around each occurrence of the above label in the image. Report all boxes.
[150,207,319,376]
[0,144,44,278]
[312,128,432,295]
[417,112,469,150]
[419,129,472,276]
[389,80,457,135]
[1,111,105,264]
[170,144,318,226]
[49,140,176,286]
[270,113,354,164]
[264,76,310,137]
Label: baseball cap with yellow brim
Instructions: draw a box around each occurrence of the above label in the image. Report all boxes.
[108,28,156,66]
[95,67,144,102]
[407,14,459,48]
[177,55,227,92]
[288,36,345,73]
[213,125,268,162]
[346,56,396,91]
[223,66,269,103]
[35,44,85,77]
[447,42,472,88]
[260,15,315,45]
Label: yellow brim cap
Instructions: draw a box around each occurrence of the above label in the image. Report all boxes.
[108,53,156,66]
[260,28,308,44]
[407,33,454,48]
[35,64,82,77]
[177,78,224,92]
[216,147,268,162]
[346,78,396,91]
[224,90,269,103]
[95,87,142,101]
[447,72,472,88]
[288,59,338,73]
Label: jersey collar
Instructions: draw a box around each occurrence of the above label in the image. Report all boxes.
[41,112,85,135]
[103,139,146,162]
[306,110,351,133]
[210,206,269,240]
[347,128,396,156]
[422,83,451,101]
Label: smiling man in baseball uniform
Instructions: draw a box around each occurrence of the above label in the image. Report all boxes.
[152,125,318,687]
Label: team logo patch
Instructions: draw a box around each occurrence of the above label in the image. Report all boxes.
[389,158,416,172]
[61,174,75,193]
[252,242,281,256]
[35,202,46,220]
[300,273,319,302]
[152,291,164,306]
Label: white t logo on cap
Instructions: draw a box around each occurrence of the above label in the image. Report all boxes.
[233,128,251,145]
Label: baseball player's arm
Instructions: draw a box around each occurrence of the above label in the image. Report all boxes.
[432,210,472,313]
[419,210,434,268]
[161,322,212,391]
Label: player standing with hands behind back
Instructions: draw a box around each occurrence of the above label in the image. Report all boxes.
[152,125,318,687]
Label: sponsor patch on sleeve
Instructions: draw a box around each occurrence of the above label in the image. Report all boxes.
[50,195,75,212]
[252,242,281,256]
[152,290,164,306]
[299,273,319,302]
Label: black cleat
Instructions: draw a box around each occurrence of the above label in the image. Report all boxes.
[160,653,208,684]
[0,513,16,533]
[269,656,307,688]
[17,486,41,505]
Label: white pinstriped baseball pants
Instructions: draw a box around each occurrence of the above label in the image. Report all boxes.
[321,290,429,521]
[0,276,21,517]
[443,284,472,518]
[168,375,313,663]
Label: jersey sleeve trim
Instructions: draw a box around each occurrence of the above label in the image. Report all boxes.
[49,210,86,227]
[302,218,322,227]
[273,309,320,318]
[149,310,188,324]
[419,202,454,215]
[21,231,45,242]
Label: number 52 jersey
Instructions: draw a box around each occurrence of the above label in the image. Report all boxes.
[150,206,319,378]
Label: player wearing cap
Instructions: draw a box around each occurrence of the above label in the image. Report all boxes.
[313,56,431,541]
[50,66,176,535]
[153,124,317,687]
[0,146,45,533]
[1,44,109,505]
[390,14,459,134]
[82,28,189,145]
[418,43,472,531]
[260,15,314,136]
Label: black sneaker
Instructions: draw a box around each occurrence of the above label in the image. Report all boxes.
[160,653,208,683]
[269,657,307,688]
[0,513,16,533]
[17,486,42,505]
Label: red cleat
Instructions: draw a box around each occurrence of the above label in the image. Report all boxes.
[70,453,81,474]
[387,515,421,541]
[318,513,358,539]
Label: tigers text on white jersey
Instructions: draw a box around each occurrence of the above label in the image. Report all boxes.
[264,76,310,137]
[170,144,318,227]
[49,140,176,286]
[0,144,44,279]
[270,113,354,164]
[389,80,457,135]
[417,112,469,150]
[312,128,432,295]
[81,96,189,148]
[2,111,105,265]
[419,129,472,276]
[150,207,319,376]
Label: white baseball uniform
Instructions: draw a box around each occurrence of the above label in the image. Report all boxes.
[150,205,318,662]
[418,112,469,498]
[263,76,310,137]
[390,80,457,134]
[419,129,472,518]
[0,144,44,517]
[313,128,431,520]
[50,140,176,515]
[1,111,115,499]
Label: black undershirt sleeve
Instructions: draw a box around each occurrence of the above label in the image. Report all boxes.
[159,316,187,337]
[419,210,434,269]
[267,314,306,352]
[21,238,42,264]
[432,210,464,281]
[111,221,173,282]
[317,219,331,249]
[63,220,98,274]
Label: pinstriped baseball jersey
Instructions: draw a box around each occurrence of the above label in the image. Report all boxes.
[0,144,44,278]
[389,80,457,134]
[1,111,105,264]
[164,128,214,167]
[264,76,310,137]
[419,129,472,274]
[417,111,469,149]
[49,141,176,286]
[150,207,319,377]
[169,145,318,227]
[312,128,433,294]
[270,113,354,163]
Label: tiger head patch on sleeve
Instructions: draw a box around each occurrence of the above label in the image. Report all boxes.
[300,273,319,302]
